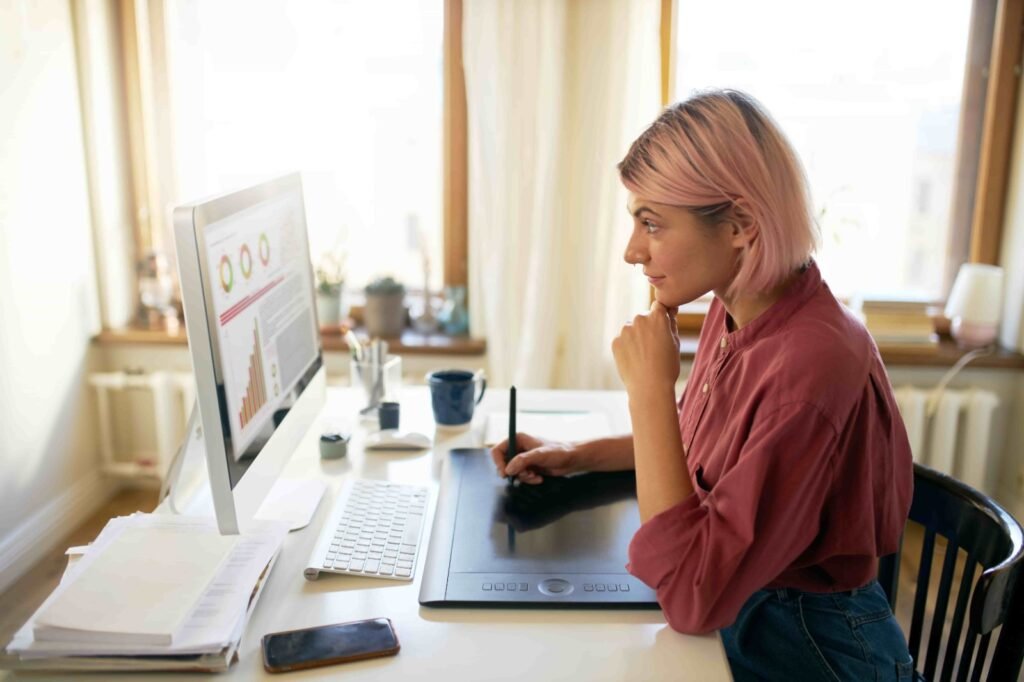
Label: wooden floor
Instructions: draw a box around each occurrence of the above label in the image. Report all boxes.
[0,492,1004,679]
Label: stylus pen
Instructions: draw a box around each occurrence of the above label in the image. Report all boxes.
[507,386,516,483]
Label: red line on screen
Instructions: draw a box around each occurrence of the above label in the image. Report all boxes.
[219,276,285,326]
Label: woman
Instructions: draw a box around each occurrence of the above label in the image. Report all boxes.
[492,90,915,681]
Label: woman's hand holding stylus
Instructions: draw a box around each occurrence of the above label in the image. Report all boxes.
[491,434,579,484]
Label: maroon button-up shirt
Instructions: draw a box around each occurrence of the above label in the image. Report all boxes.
[626,261,913,634]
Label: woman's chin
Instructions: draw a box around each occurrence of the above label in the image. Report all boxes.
[655,290,703,309]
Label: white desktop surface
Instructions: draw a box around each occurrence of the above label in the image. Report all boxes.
[10,387,730,681]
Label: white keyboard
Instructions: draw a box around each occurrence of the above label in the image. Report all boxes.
[304,479,429,582]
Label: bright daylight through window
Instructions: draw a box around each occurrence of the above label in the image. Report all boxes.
[166,0,443,293]
[674,0,972,301]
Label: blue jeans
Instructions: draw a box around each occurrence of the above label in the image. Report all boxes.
[721,580,915,681]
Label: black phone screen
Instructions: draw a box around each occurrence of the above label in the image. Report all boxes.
[263,618,399,672]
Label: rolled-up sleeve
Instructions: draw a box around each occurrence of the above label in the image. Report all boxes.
[627,402,837,634]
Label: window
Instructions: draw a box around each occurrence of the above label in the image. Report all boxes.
[673,0,974,301]
[165,0,444,293]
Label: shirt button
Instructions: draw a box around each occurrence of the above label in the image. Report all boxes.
[702,382,708,393]
[720,336,727,350]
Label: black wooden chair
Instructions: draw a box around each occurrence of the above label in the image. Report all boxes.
[878,463,1024,681]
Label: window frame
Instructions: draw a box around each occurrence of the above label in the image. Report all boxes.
[662,0,1021,336]
[107,0,1019,344]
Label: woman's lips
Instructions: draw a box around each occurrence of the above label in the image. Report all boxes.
[646,275,665,286]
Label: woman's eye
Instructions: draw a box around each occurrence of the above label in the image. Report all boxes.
[643,220,658,234]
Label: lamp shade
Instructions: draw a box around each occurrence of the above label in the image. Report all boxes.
[944,263,1004,348]
[944,263,1004,324]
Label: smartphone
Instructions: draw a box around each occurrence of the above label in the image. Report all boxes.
[262,617,400,673]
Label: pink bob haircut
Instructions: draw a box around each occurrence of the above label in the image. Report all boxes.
[618,89,819,299]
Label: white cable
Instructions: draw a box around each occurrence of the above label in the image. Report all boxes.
[925,347,993,418]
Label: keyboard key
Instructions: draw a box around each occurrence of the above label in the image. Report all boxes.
[519,583,529,591]
[608,584,618,592]
[494,583,504,591]
[364,559,380,573]
[584,584,594,592]
[483,583,493,591]
[396,567,411,577]
[596,584,605,592]
[619,584,630,592]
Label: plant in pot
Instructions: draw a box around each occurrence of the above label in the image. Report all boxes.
[315,250,347,328]
[364,275,406,338]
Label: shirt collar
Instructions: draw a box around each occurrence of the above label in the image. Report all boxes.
[720,260,822,351]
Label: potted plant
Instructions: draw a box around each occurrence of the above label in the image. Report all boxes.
[364,275,406,337]
[315,250,347,327]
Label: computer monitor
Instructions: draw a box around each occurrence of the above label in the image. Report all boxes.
[173,173,326,534]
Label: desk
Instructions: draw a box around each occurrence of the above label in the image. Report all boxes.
[8,387,730,681]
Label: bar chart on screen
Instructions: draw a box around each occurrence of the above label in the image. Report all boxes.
[238,320,268,430]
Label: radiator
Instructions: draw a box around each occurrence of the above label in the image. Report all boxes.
[893,386,999,493]
[89,371,195,480]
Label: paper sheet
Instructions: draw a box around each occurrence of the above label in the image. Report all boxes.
[34,521,237,645]
[484,410,612,446]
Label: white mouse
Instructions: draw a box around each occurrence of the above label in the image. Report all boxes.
[364,429,432,451]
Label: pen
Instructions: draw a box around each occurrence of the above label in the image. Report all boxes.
[506,386,516,484]
[343,328,365,362]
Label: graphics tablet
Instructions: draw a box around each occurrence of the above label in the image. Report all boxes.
[419,448,659,608]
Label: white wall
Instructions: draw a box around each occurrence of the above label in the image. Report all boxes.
[0,0,113,591]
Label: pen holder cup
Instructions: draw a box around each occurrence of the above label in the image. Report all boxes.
[350,355,402,414]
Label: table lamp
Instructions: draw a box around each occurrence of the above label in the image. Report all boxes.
[944,263,1004,349]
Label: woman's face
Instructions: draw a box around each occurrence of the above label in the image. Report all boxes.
[623,194,739,307]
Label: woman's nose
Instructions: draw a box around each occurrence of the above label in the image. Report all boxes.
[623,234,647,265]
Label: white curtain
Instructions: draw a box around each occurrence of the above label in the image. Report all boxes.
[464,0,660,389]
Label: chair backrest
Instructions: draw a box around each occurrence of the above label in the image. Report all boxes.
[878,463,1024,682]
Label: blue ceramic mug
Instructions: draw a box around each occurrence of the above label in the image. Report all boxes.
[426,369,486,426]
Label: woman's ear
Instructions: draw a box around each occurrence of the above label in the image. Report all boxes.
[726,200,758,249]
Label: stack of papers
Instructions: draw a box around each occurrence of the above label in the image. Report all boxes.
[2,513,288,673]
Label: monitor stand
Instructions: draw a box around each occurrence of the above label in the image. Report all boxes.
[160,402,325,531]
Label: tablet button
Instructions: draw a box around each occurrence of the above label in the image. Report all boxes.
[539,578,574,596]
[482,583,492,591]
[519,582,529,592]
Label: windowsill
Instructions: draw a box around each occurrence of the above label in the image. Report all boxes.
[93,327,1023,368]
[94,326,487,356]
[678,335,1024,369]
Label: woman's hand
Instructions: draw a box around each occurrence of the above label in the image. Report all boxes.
[612,301,680,395]
[491,433,581,485]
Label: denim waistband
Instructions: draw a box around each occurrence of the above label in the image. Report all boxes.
[769,578,879,602]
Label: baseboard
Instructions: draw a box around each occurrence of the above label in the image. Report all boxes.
[0,472,118,594]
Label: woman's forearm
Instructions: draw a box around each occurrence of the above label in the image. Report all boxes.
[575,435,635,472]
[629,386,693,523]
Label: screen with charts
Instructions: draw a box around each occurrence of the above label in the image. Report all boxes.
[202,192,320,473]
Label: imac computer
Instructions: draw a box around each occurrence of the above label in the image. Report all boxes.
[173,173,326,534]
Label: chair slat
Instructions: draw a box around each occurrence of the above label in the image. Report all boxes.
[968,632,991,682]
[924,539,960,680]
[970,630,987,679]
[909,528,937,663]
[938,553,976,682]
[955,631,977,682]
